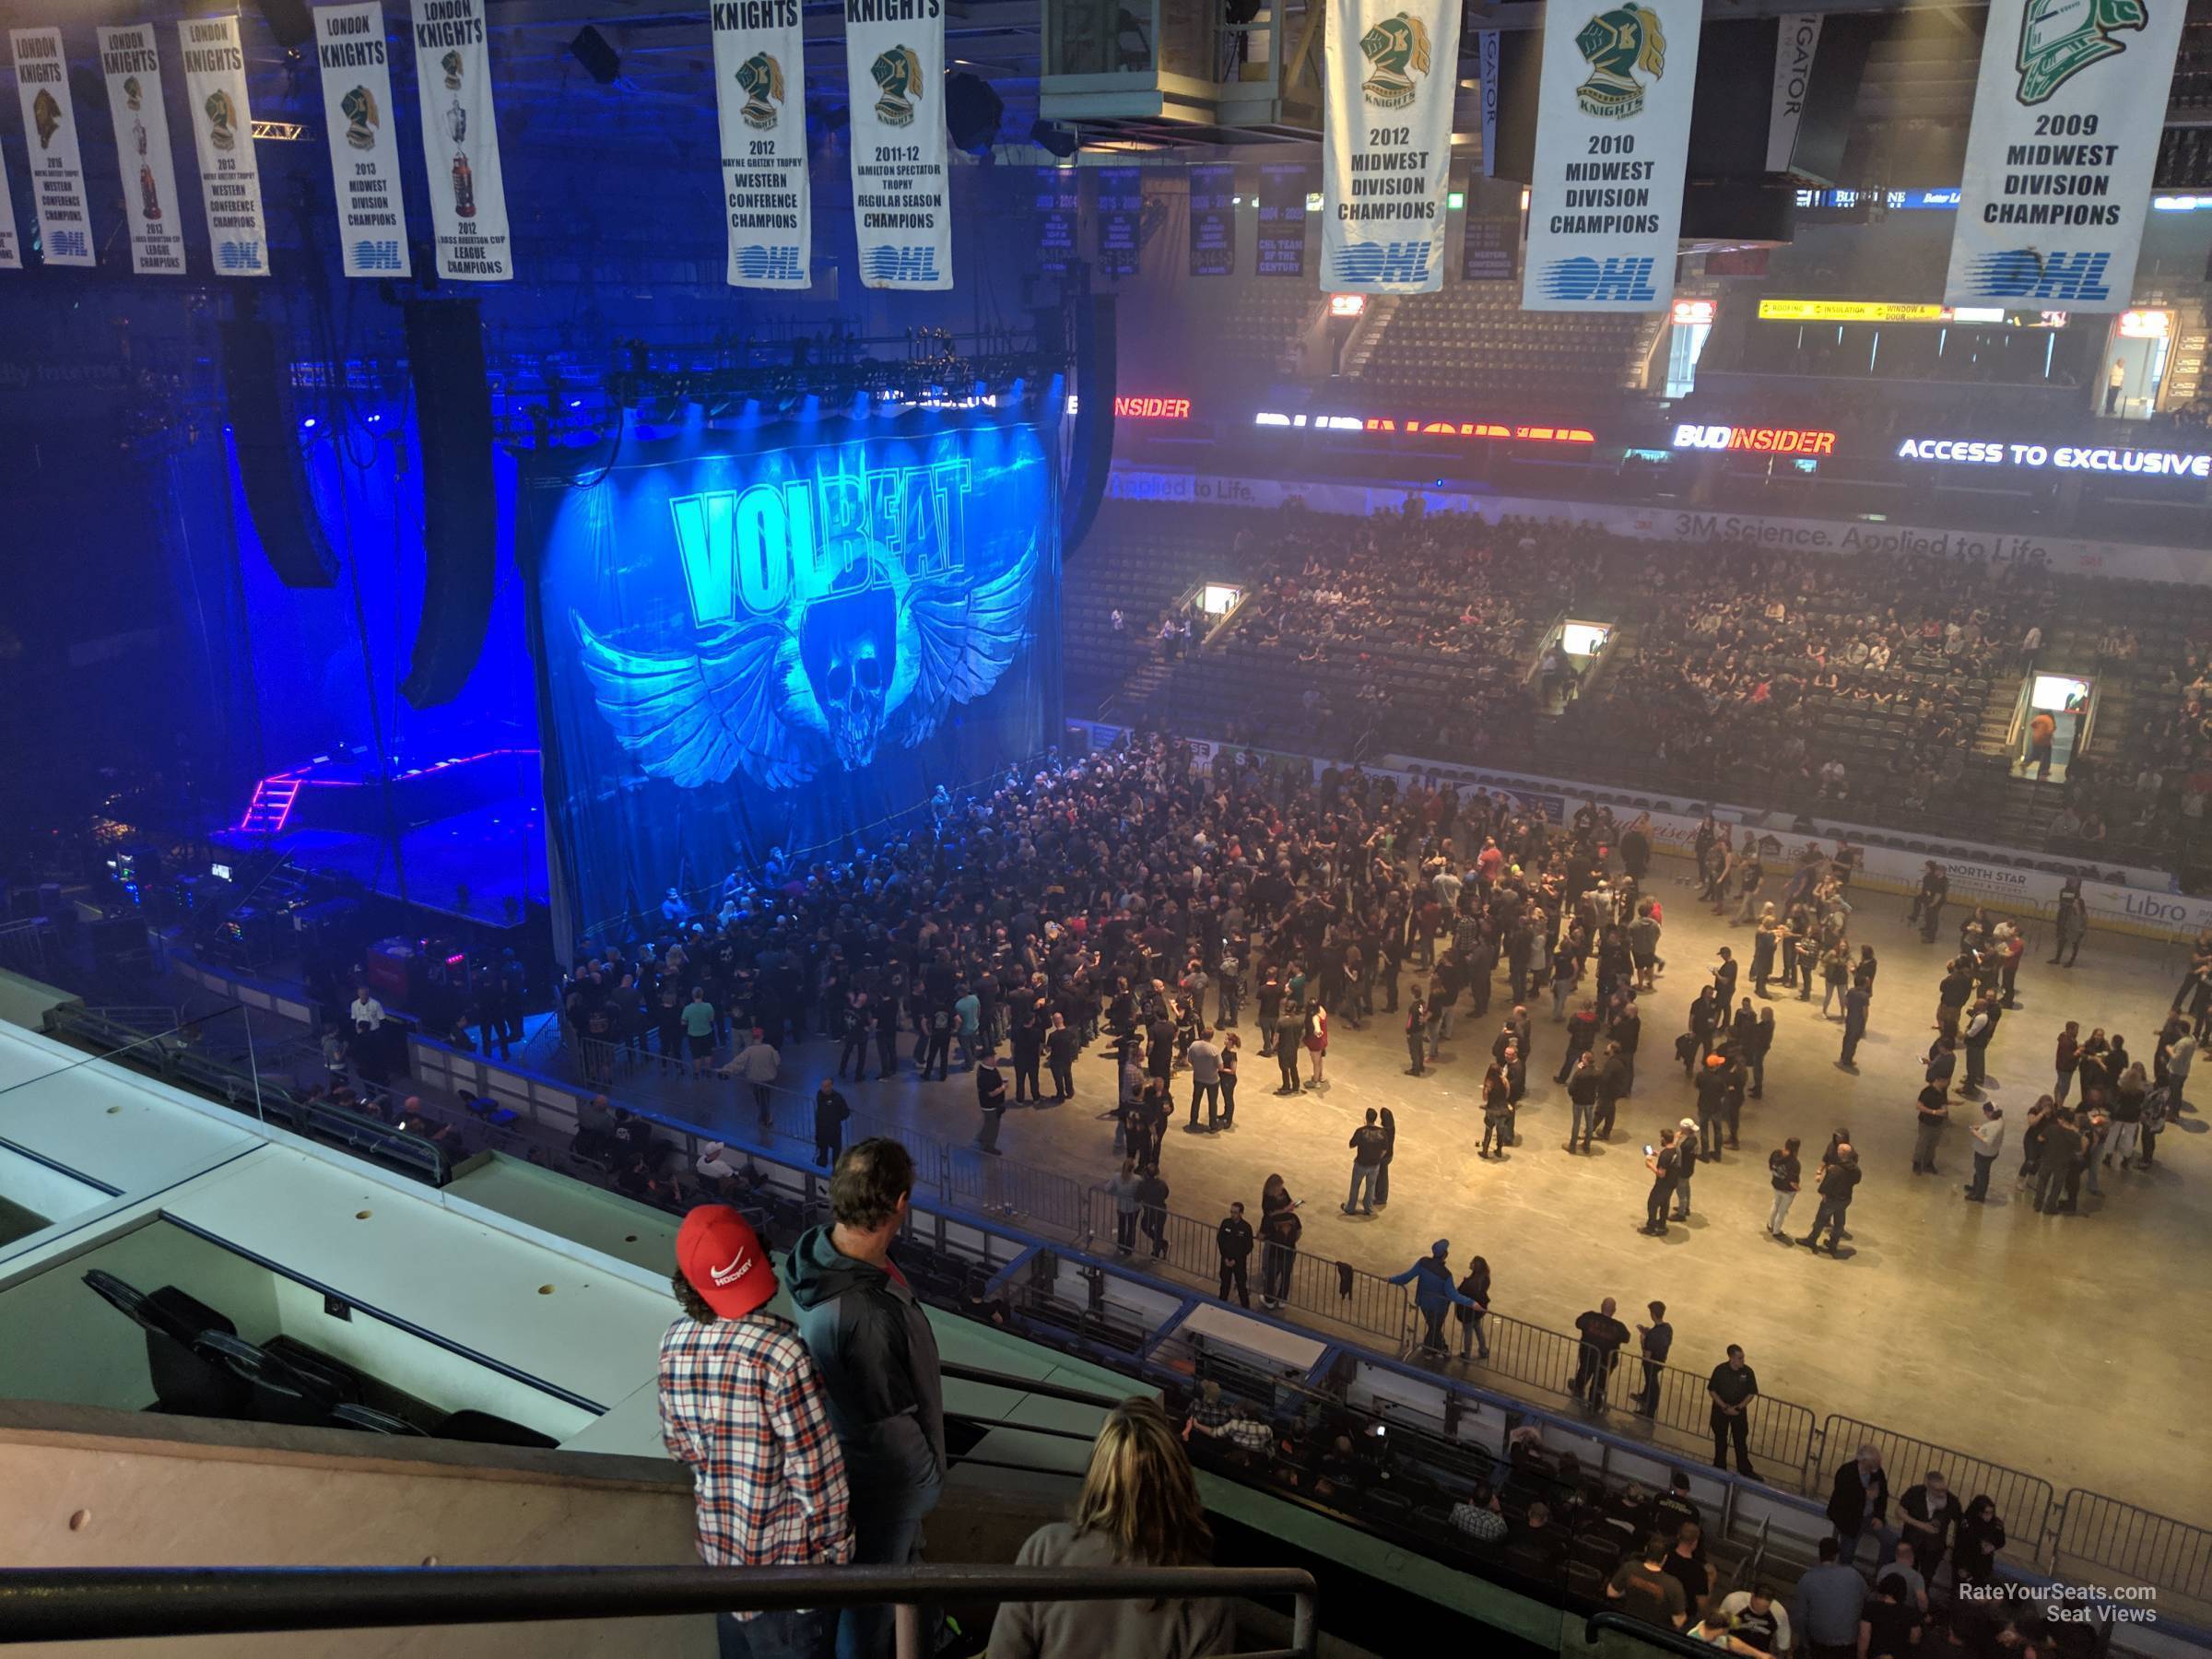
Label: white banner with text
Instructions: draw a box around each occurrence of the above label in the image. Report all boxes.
[1944,0,2186,310]
[96,25,190,276]
[0,145,20,268]
[178,15,270,276]
[712,0,811,288]
[845,0,951,289]
[11,28,96,268]
[1322,0,1464,293]
[1523,0,1700,312]
[314,4,411,277]
[410,0,512,281]
[1766,15,1820,171]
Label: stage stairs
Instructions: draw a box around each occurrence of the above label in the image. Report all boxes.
[237,774,303,836]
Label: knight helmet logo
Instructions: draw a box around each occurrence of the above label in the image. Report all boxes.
[341,84,380,151]
[736,51,784,131]
[205,88,236,151]
[2016,0,2145,104]
[1574,5,1666,119]
[441,48,465,89]
[870,44,923,128]
[30,89,61,150]
[123,74,144,112]
[1359,12,1430,111]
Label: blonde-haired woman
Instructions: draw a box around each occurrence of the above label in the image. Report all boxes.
[988,1396,1236,1658]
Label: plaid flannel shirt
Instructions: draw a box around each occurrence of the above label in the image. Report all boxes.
[659,1309,854,1605]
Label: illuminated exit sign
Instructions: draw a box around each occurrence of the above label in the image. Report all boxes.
[1113,395,1193,419]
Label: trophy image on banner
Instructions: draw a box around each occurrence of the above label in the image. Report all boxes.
[133,119,147,156]
[736,51,783,130]
[31,88,61,149]
[206,88,236,150]
[445,96,473,218]
[124,75,143,112]
[140,163,161,218]
[342,84,379,150]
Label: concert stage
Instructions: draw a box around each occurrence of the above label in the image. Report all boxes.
[215,749,548,927]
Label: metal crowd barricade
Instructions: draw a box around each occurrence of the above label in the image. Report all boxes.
[2053,1489,2212,1620]
[1818,1416,2053,1563]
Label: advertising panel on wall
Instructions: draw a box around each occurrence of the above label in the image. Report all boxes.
[178,15,270,275]
[96,25,190,276]
[711,0,810,288]
[408,0,512,281]
[1944,0,2186,309]
[844,0,951,288]
[523,408,1063,940]
[312,4,410,278]
[11,28,96,268]
[1321,0,1462,293]
[1522,0,1701,311]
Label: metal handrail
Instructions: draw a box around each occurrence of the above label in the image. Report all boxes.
[0,1565,1320,1656]
[940,1359,1127,1410]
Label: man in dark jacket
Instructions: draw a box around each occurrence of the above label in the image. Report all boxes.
[812,1077,852,1171]
[1216,1201,1253,1306]
[786,1138,947,1659]
[1799,1146,1861,1255]
[1826,1443,1888,1567]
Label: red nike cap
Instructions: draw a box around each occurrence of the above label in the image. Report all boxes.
[677,1205,776,1320]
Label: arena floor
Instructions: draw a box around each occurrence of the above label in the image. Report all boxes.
[640,868,2211,1524]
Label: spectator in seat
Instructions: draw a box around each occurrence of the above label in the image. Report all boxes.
[785,1139,947,1659]
[990,1396,1237,1659]
[1507,1500,1569,1580]
[1451,1477,1508,1546]
[660,1204,852,1659]
[1608,1533,1689,1631]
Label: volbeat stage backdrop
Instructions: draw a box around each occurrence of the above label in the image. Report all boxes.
[522,406,1063,945]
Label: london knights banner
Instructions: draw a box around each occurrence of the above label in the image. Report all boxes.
[313,4,410,277]
[409,0,512,281]
[843,0,951,289]
[97,26,190,276]
[179,16,271,275]
[10,29,96,267]
[1522,0,1701,312]
[0,145,21,268]
[1321,0,1461,292]
[712,0,810,288]
[1943,0,2185,310]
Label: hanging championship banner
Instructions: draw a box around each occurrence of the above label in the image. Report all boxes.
[96,26,190,275]
[1034,168,1077,273]
[312,5,409,277]
[844,0,950,288]
[1523,0,1701,312]
[1321,0,1462,293]
[1256,160,1309,276]
[1943,0,2185,310]
[178,16,270,275]
[1189,163,1235,276]
[712,0,809,288]
[409,0,512,281]
[0,144,20,267]
[1766,16,1819,171]
[10,29,96,267]
[1097,166,1141,278]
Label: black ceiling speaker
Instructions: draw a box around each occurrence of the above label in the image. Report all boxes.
[946,71,1003,154]
[400,300,497,710]
[256,0,315,50]
[1030,118,1079,159]
[220,318,339,588]
[569,26,621,86]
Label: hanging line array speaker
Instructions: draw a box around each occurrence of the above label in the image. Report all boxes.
[1060,289,1116,560]
[400,299,497,710]
[220,318,340,589]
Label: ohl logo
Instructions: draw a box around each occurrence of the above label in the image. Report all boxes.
[735,50,783,130]
[735,245,804,283]
[863,244,941,285]
[1359,12,1430,111]
[1539,254,1658,303]
[1573,4,1666,119]
[1962,249,2111,301]
[1331,241,1432,286]
[870,44,922,127]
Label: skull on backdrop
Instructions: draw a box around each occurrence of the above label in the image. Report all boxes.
[797,582,899,772]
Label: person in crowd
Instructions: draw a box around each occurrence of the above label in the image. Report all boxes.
[682,985,721,1079]
[1257,1177,1301,1310]
[1185,1026,1221,1131]
[1389,1237,1477,1357]
[975,1050,1008,1156]
[729,1028,781,1126]
[1952,1496,2006,1596]
[1795,1536,1868,1659]
[1450,1477,1508,1546]
[661,1204,852,1659]
[1215,1201,1253,1307]
[1455,1253,1492,1361]
[1767,1137,1804,1240]
[1344,1107,1388,1215]
[1570,1296,1630,1410]
[1644,1128,1685,1237]
[1707,1345,1759,1477]
[786,1139,947,1659]
[1712,1585,1792,1658]
[1632,1300,1672,1416]
[1827,1443,1889,1567]
[1964,1101,2006,1202]
[1895,1470,1963,1590]
[1859,1575,1922,1659]
[1608,1533,1690,1631]
[1800,1146,1861,1255]
[1107,1157,1142,1256]
[1047,1012,1081,1103]
[1135,1161,1171,1259]
[812,1077,852,1171]
[988,1396,1237,1659]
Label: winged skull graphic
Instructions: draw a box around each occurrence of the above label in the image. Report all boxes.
[573,535,1039,793]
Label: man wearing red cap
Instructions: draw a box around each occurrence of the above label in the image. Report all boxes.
[661,1204,852,1658]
